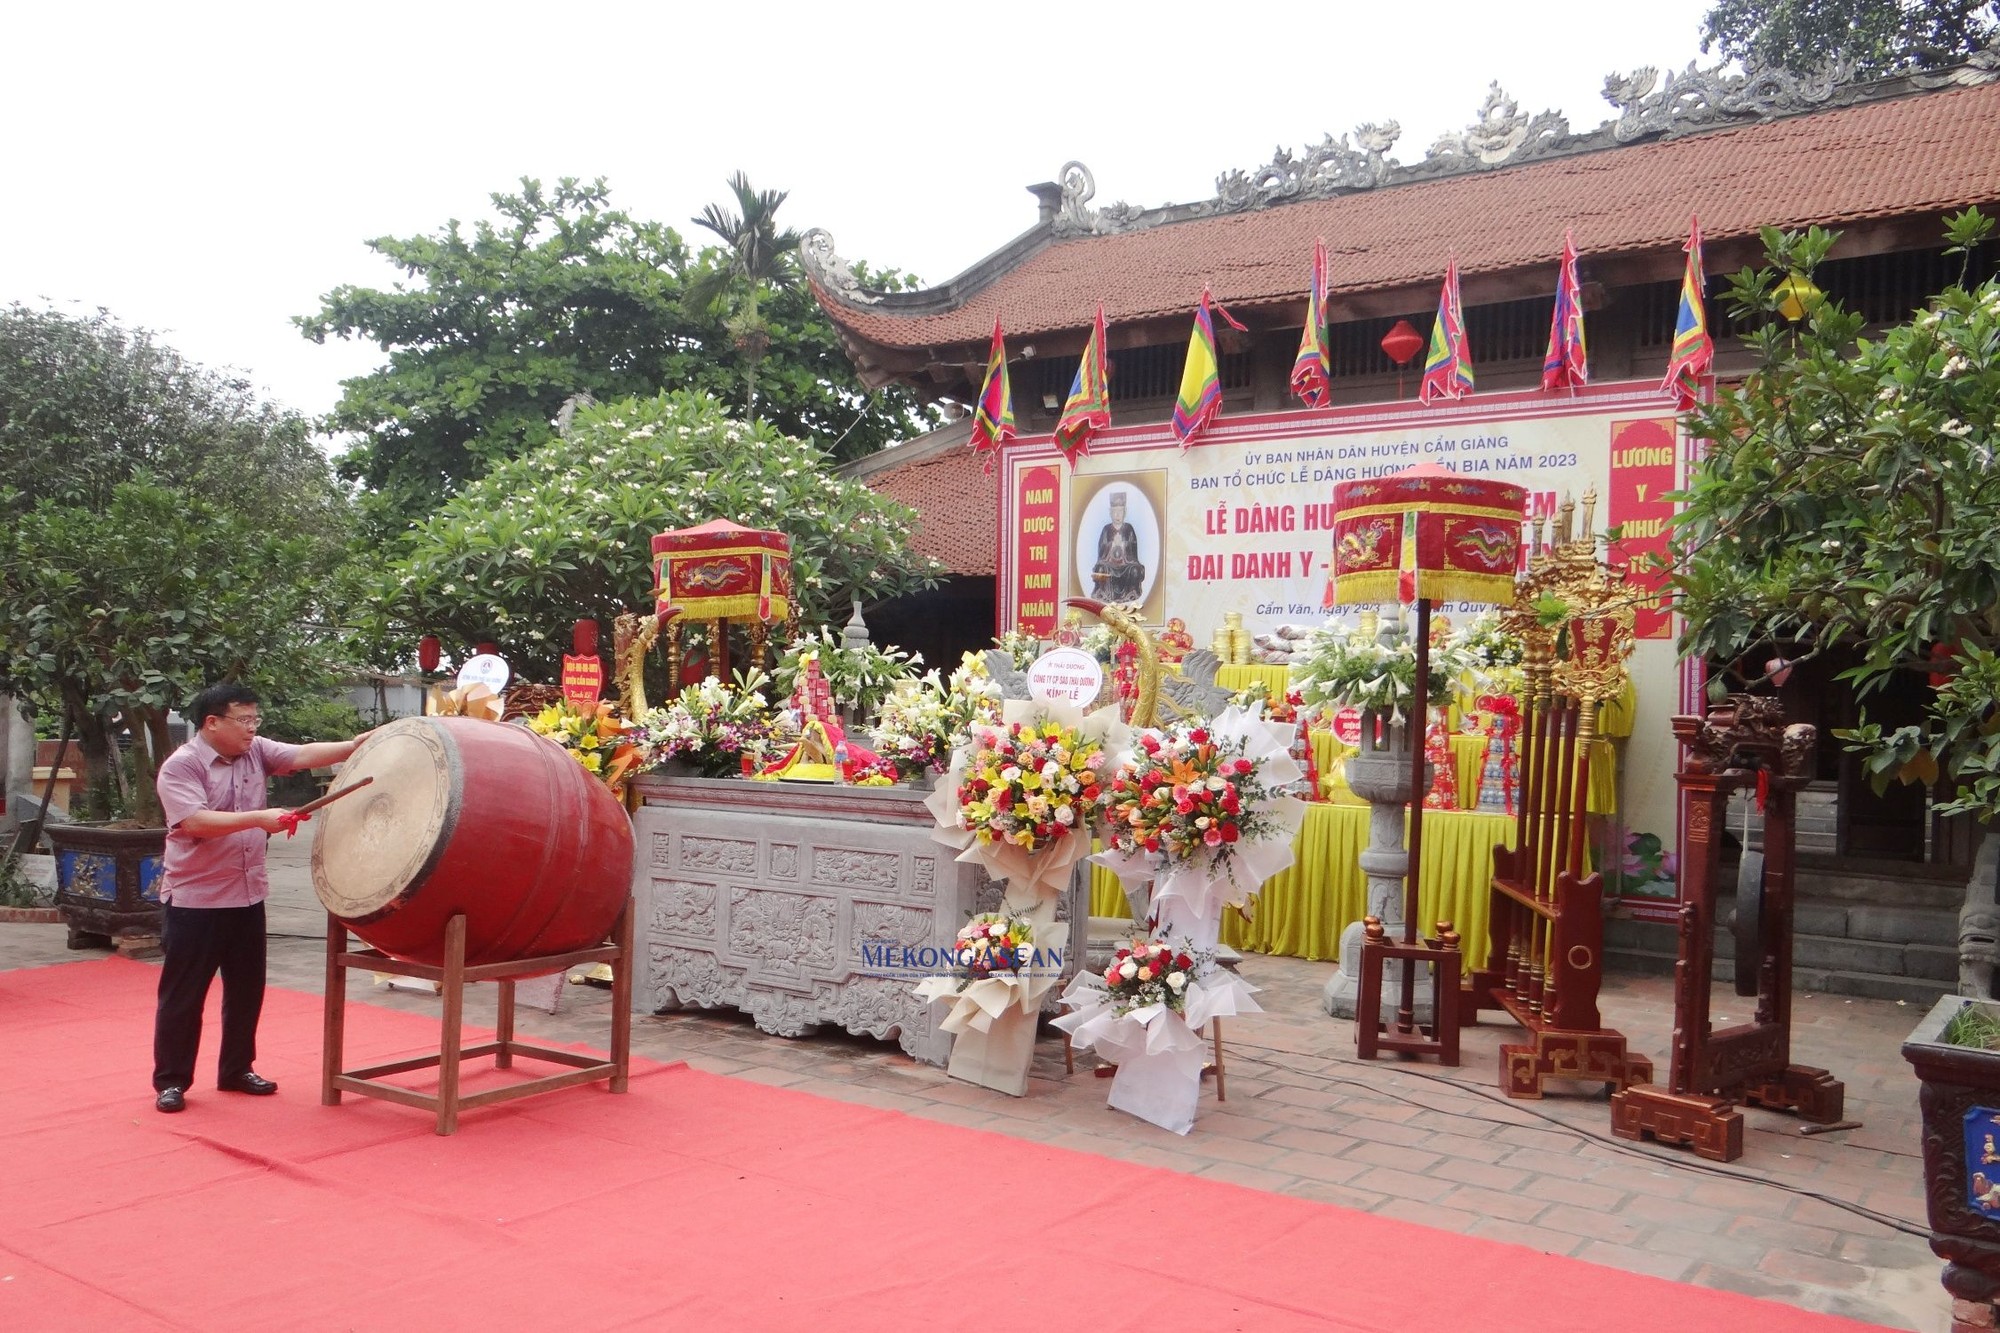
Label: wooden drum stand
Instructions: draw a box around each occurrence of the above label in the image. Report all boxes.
[1610,698,1844,1161]
[322,901,634,1135]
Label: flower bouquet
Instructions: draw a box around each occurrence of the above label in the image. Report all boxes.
[1095,704,1309,922]
[913,907,1071,1097]
[1289,623,1471,723]
[1052,928,1259,1135]
[526,700,645,796]
[924,695,1129,905]
[1099,937,1204,1013]
[632,670,775,778]
[868,664,995,783]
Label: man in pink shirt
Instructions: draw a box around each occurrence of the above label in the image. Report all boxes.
[151,683,372,1113]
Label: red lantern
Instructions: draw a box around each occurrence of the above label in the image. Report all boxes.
[1379,319,1424,366]
[573,619,599,659]
[417,635,442,673]
[474,640,499,657]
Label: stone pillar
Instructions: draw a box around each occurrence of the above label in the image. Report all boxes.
[0,694,31,841]
[1323,709,1434,1018]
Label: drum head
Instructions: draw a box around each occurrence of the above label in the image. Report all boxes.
[311,719,457,923]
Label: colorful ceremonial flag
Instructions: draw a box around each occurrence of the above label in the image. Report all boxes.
[1172,288,1248,448]
[1418,258,1474,404]
[1542,230,1589,391]
[969,318,1015,465]
[1290,239,1331,408]
[1055,304,1110,463]
[1662,216,1714,410]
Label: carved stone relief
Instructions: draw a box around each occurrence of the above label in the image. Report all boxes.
[771,844,799,879]
[680,835,757,876]
[650,879,718,940]
[811,845,899,890]
[728,886,836,979]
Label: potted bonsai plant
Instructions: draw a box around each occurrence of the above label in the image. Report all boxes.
[1904,992,2000,1309]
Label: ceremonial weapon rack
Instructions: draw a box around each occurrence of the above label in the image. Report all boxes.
[1461,499,1653,1097]
[1611,698,1843,1161]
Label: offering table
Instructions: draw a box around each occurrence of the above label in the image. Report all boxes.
[631,774,1083,1066]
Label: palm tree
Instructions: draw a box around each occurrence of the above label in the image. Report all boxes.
[689,172,803,417]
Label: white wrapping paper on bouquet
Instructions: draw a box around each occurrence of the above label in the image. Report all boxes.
[1093,703,1309,923]
[924,697,1133,909]
[1052,965,1261,1135]
[912,917,1071,1037]
[912,901,1071,1094]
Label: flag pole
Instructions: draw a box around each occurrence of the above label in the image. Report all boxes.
[1400,596,1431,1035]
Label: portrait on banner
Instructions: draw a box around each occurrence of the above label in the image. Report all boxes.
[1071,471,1166,624]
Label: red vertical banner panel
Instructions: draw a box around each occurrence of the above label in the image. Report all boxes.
[1606,418,1677,640]
[1014,465,1061,635]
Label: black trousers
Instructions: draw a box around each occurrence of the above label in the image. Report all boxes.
[152,901,267,1091]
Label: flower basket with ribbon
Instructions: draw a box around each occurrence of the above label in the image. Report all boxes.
[913,908,1071,1096]
[1052,930,1261,1135]
[923,696,1130,906]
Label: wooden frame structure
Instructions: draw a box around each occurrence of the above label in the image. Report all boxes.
[1461,496,1652,1097]
[321,901,634,1135]
[1610,698,1844,1161]
[1356,916,1462,1064]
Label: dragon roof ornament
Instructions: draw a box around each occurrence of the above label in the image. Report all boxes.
[801,40,2000,295]
[1034,42,1998,238]
[799,227,882,305]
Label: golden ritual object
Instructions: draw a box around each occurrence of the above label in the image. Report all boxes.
[1066,598,1163,728]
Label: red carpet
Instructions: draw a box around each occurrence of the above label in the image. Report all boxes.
[0,958,1887,1332]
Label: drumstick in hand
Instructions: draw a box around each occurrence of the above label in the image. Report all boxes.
[291,776,375,819]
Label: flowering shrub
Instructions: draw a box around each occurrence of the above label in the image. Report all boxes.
[1288,625,1471,722]
[527,700,643,793]
[1099,937,1204,1014]
[955,716,1108,854]
[632,670,775,777]
[1102,725,1285,865]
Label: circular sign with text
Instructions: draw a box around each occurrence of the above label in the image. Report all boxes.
[1026,648,1104,707]
[456,652,511,694]
[1333,706,1363,746]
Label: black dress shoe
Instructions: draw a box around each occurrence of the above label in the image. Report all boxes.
[218,1072,277,1096]
[156,1087,186,1113]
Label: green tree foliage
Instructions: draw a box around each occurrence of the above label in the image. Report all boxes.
[1671,209,2000,819]
[1700,0,1997,79]
[301,177,942,534]
[363,391,941,682]
[0,306,352,819]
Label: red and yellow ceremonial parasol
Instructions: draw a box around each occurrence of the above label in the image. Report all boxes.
[649,519,791,689]
[1326,464,1526,1049]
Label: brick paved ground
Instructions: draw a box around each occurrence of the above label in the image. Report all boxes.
[2,826,1948,1331]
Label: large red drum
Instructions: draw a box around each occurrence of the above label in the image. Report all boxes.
[310,717,633,966]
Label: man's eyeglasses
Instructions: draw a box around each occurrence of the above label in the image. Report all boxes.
[222,713,263,730]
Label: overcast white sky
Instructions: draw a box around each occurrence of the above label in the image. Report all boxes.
[3,1,1716,427]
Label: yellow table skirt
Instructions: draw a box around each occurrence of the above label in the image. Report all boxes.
[1215,663,1292,697]
[1310,729,1614,815]
[1089,804,1516,970]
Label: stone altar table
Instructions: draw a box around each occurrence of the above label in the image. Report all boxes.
[631,775,1084,1066]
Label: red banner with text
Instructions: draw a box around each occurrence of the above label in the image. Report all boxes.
[561,654,603,707]
[1014,465,1060,634]
[1605,417,1677,640]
